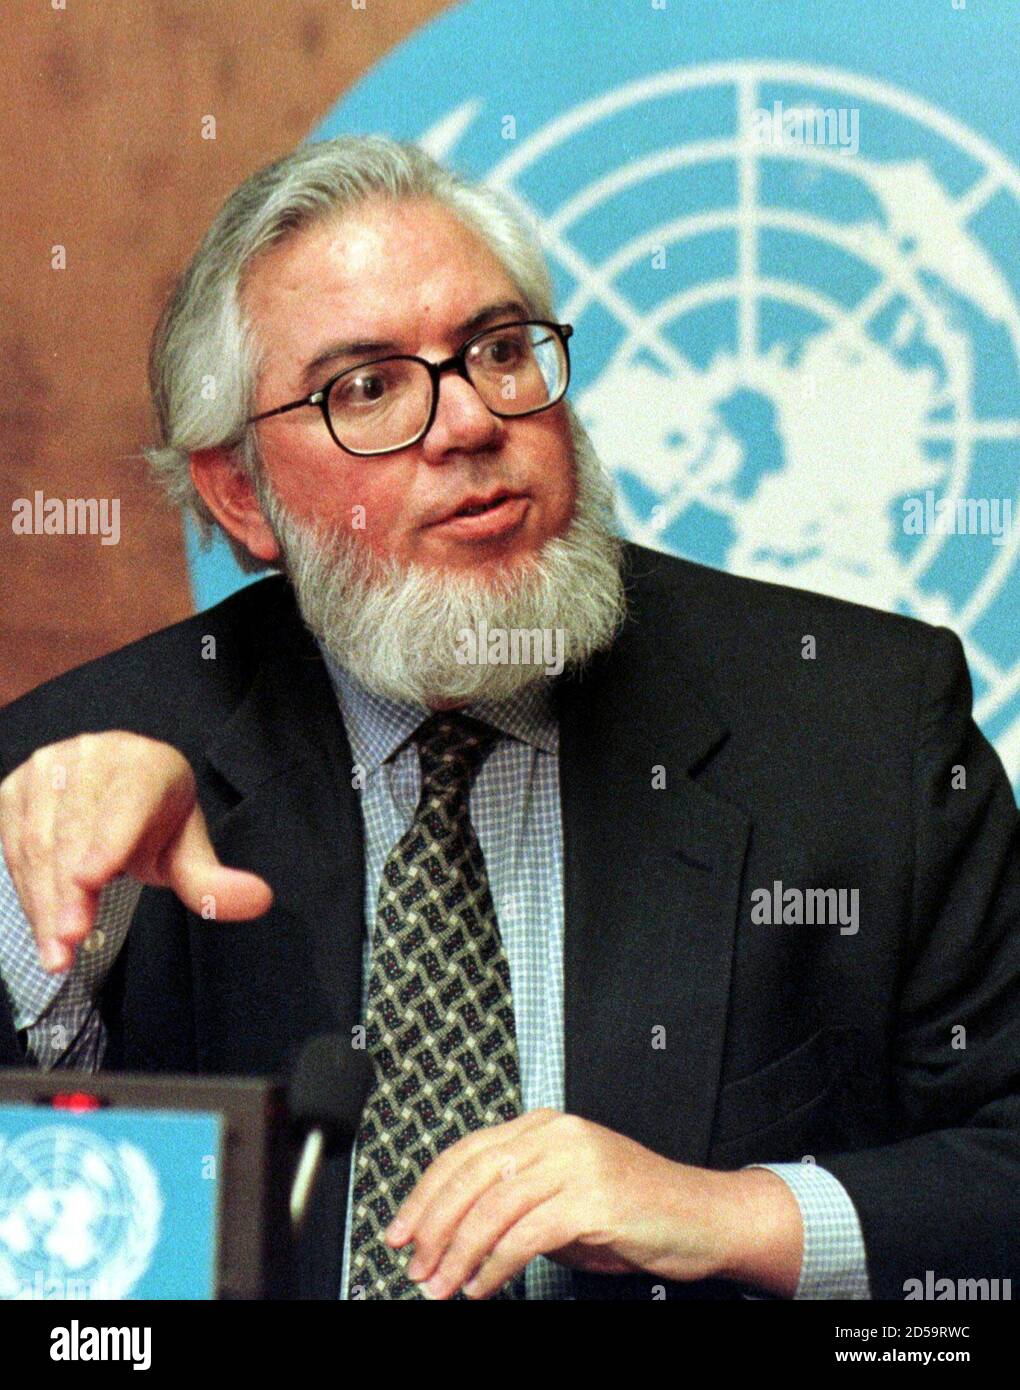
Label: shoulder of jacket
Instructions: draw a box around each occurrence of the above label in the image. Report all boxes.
[0,574,293,769]
[620,540,945,654]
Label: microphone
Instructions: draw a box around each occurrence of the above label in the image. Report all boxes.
[287,1034,374,1231]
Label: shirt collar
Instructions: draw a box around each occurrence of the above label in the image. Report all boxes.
[318,643,559,772]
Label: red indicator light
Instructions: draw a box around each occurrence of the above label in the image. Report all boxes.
[51,1092,102,1112]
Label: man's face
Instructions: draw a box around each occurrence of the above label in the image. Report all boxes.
[241,197,578,578]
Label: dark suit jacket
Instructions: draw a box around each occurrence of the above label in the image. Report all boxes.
[1,542,1018,1299]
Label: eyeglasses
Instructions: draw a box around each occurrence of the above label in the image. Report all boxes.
[247,319,573,457]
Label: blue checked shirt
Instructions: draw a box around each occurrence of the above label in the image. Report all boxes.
[0,651,870,1299]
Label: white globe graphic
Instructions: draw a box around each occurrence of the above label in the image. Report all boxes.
[422,63,1020,784]
[0,1126,161,1299]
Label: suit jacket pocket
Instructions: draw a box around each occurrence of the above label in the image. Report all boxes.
[711,1025,854,1149]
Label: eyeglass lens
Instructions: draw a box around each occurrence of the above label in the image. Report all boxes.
[326,322,567,453]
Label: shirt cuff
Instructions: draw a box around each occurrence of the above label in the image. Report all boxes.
[743,1161,871,1299]
[0,869,140,1030]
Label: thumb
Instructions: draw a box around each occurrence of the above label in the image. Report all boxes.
[162,807,273,921]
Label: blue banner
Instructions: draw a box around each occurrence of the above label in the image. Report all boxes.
[0,1106,220,1300]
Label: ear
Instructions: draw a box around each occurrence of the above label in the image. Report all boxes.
[189,447,280,564]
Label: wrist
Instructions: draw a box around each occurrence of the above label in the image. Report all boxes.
[710,1167,804,1298]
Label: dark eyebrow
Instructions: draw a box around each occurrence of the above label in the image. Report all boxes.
[298,298,531,390]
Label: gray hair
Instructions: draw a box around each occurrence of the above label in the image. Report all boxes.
[145,135,557,571]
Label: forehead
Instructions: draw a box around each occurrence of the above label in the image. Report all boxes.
[241,197,522,363]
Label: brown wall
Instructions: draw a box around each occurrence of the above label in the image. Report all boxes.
[0,0,452,706]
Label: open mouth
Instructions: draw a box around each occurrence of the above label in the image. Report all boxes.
[454,495,510,517]
[429,492,529,538]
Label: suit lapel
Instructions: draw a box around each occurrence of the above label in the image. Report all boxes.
[203,587,365,1061]
[557,615,751,1168]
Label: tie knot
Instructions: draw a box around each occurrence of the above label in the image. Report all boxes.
[413,711,499,795]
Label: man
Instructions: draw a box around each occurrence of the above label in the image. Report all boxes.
[1,136,1017,1302]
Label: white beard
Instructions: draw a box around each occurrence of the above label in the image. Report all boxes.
[254,405,628,706]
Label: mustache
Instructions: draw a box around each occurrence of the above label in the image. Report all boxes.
[252,403,627,705]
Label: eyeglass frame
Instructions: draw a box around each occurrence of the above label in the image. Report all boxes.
[246,318,574,457]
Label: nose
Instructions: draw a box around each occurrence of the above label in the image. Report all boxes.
[419,369,504,461]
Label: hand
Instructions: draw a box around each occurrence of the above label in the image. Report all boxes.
[385,1110,803,1300]
[0,732,272,974]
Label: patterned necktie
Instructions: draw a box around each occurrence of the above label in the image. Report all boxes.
[348,711,525,1299]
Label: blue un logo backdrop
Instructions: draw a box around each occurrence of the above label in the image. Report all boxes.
[187,0,1020,797]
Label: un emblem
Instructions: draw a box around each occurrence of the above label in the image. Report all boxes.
[391,59,1020,789]
[0,1126,162,1300]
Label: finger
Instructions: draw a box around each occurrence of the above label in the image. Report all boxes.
[404,1134,547,1281]
[26,844,87,973]
[47,883,101,969]
[49,804,105,955]
[461,1198,567,1300]
[74,796,272,923]
[2,778,91,972]
[10,843,92,974]
[38,938,76,975]
[4,858,77,973]
[160,811,273,921]
[416,1171,560,1299]
[1,819,51,962]
[389,1109,557,1244]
